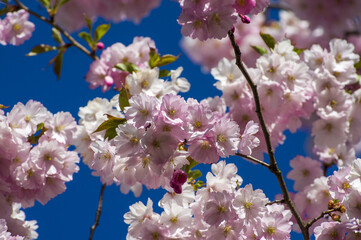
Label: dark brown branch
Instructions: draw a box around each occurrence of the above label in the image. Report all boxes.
[228,30,309,240]
[266,199,285,206]
[305,209,338,229]
[235,152,270,168]
[13,0,97,60]
[89,184,106,240]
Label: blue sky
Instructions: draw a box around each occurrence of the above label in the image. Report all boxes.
[0,1,312,239]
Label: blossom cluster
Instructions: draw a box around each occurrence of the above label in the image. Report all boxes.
[0,100,80,238]
[285,156,361,239]
[54,0,160,32]
[0,9,34,46]
[281,0,361,38]
[211,40,314,159]
[74,87,260,196]
[86,37,160,92]
[124,161,292,239]
[177,0,269,41]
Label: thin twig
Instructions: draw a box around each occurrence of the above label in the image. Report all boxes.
[305,209,337,229]
[13,0,97,60]
[89,184,106,240]
[228,30,309,240]
[235,152,270,168]
[266,199,285,206]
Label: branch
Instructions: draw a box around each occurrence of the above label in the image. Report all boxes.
[228,30,309,240]
[13,0,97,60]
[89,184,106,240]
[305,209,338,229]
[235,152,270,168]
[266,199,285,206]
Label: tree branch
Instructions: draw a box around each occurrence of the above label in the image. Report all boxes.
[305,209,337,229]
[266,199,285,206]
[228,30,309,240]
[89,184,106,240]
[235,152,270,168]
[13,0,97,60]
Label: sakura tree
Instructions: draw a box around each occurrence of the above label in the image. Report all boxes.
[1,0,361,239]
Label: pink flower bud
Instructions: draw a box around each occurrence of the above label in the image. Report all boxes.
[239,14,251,24]
[170,169,187,194]
[97,42,105,50]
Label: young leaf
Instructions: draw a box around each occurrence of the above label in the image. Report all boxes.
[26,44,58,56]
[114,62,139,74]
[78,32,94,48]
[39,0,50,8]
[252,45,268,56]
[159,69,171,78]
[182,157,199,174]
[156,54,180,68]
[59,0,70,8]
[53,50,64,80]
[94,24,110,42]
[355,59,361,70]
[148,48,160,68]
[83,14,92,32]
[188,169,202,180]
[260,33,276,50]
[93,117,127,133]
[52,28,63,44]
[193,180,204,191]
[93,116,127,141]
[0,104,9,109]
[118,87,131,112]
[294,48,305,55]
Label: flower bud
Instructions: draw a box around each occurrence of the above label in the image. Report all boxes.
[97,42,105,50]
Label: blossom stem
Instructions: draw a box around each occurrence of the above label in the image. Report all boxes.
[235,152,270,168]
[89,184,106,240]
[228,30,310,240]
[13,0,97,60]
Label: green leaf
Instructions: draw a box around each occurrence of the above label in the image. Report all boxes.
[156,54,180,68]
[93,116,126,140]
[93,116,127,133]
[27,123,47,145]
[118,88,131,112]
[0,104,9,109]
[260,33,276,50]
[294,48,305,55]
[251,45,268,56]
[355,59,361,70]
[26,44,58,56]
[39,0,50,8]
[114,62,139,74]
[188,169,202,180]
[159,69,171,78]
[59,0,70,7]
[149,48,160,68]
[148,48,180,68]
[78,32,94,48]
[182,157,198,174]
[94,24,110,42]
[82,14,92,32]
[52,28,63,44]
[193,180,204,191]
[53,50,64,80]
